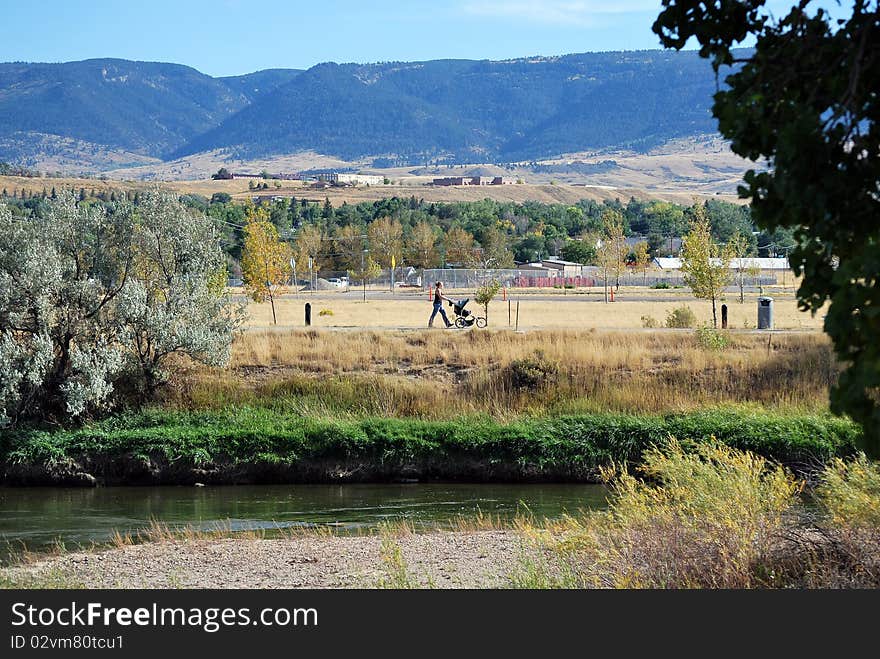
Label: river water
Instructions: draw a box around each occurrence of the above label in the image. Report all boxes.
[0,483,608,560]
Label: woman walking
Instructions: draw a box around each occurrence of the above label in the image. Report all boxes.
[429,281,453,328]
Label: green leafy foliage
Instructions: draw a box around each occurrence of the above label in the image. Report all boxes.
[665,305,697,329]
[654,1,880,454]
[695,326,730,351]
[474,279,501,323]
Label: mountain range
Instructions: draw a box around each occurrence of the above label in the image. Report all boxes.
[0,51,731,171]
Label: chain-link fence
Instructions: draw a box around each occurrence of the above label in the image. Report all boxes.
[423,268,780,290]
[229,267,783,291]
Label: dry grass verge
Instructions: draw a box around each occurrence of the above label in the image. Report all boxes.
[168,329,837,417]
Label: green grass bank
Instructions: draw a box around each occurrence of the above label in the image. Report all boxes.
[0,407,860,486]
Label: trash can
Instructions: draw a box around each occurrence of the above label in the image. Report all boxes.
[757,296,774,330]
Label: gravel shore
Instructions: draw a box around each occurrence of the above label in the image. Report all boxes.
[2,531,536,589]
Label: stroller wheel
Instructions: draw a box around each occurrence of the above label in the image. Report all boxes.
[455,317,467,329]
[475,317,487,328]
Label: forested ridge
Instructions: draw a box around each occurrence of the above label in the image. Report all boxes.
[0,51,738,166]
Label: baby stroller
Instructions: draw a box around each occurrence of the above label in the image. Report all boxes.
[451,298,487,329]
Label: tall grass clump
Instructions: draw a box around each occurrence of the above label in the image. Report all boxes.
[527,440,802,588]
[817,455,880,528]
[511,444,880,588]
[799,456,880,587]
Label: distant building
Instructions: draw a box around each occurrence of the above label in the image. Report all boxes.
[654,257,789,275]
[432,177,470,186]
[317,173,384,186]
[233,172,301,180]
[432,176,511,186]
[540,258,585,277]
[516,263,557,275]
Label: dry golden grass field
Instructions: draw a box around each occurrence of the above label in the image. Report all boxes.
[239,289,823,331]
[171,323,837,419]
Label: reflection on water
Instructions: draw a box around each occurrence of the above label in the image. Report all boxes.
[0,483,607,560]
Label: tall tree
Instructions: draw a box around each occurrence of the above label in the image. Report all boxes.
[654,0,880,452]
[600,209,627,294]
[727,229,755,304]
[367,216,403,269]
[407,221,438,269]
[478,227,515,268]
[335,224,367,272]
[321,197,334,223]
[561,238,597,265]
[292,224,323,287]
[241,207,293,325]
[632,240,651,285]
[288,196,300,227]
[444,227,478,267]
[680,205,733,328]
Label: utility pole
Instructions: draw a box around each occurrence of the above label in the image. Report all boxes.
[362,249,368,302]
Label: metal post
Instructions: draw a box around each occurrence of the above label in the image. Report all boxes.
[362,249,367,302]
[508,299,511,327]
[305,302,311,327]
[515,300,520,331]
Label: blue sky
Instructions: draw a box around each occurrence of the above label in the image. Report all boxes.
[0,1,848,77]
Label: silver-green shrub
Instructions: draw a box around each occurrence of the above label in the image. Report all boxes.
[0,191,243,425]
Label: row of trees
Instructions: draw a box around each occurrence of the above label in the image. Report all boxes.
[197,193,775,267]
[238,199,759,327]
[234,198,764,284]
[4,191,779,288]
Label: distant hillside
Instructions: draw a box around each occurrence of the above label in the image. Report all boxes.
[174,51,727,163]
[0,51,738,170]
[0,59,252,159]
[218,68,303,102]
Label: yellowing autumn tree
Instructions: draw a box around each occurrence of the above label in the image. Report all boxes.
[444,226,478,267]
[596,209,627,302]
[241,208,293,325]
[407,221,438,268]
[478,226,515,268]
[680,205,733,328]
[292,224,323,285]
[632,240,651,285]
[367,216,403,269]
[335,224,367,271]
